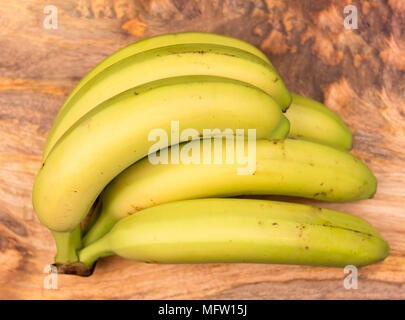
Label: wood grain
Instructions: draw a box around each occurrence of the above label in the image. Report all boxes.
[0,0,404,299]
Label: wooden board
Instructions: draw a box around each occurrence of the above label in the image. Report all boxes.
[0,0,404,299]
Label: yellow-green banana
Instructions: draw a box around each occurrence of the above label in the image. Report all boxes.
[43,43,291,161]
[32,75,283,263]
[79,198,389,268]
[58,32,272,113]
[83,138,376,246]
[286,93,352,150]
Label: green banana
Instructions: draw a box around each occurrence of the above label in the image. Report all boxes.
[32,75,283,263]
[286,93,352,150]
[58,32,272,113]
[43,43,291,161]
[79,198,389,268]
[83,138,376,246]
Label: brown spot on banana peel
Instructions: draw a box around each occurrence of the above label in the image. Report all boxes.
[129,205,144,215]
[172,50,236,58]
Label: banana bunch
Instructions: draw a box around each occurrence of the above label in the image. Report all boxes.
[83,138,376,246]
[32,32,388,275]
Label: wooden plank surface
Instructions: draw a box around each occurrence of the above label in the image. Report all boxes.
[0,0,404,299]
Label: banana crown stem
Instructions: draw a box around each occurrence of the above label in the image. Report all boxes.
[79,235,112,267]
[51,225,82,263]
[83,210,119,247]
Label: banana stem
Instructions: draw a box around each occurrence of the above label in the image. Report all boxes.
[52,225,82,263]
[82,210,118,246]
[79,235,113,267]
